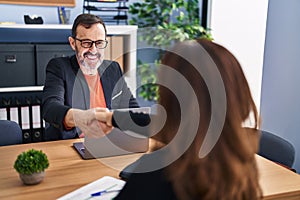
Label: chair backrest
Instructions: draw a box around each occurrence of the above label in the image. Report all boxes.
[0,120,23,146]
[258,130,295,168]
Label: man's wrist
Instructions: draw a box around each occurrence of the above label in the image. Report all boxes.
[64,108,75,128]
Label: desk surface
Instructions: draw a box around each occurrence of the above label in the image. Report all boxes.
[0,139,300,200]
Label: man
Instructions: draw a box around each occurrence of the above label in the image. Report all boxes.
[42,14,139,141]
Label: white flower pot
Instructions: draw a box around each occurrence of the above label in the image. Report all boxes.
[19,171,45,185]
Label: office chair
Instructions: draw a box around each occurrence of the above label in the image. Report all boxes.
[258,130,295,171]
[0,120,23,146]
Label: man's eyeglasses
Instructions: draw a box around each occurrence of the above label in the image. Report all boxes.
[74,38,108,49]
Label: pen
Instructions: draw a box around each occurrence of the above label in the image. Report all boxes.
[90,184,119,197]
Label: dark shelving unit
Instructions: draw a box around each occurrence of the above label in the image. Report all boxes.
[83,0,129,25]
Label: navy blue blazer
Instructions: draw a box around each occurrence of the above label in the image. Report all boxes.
[42,55,139,141]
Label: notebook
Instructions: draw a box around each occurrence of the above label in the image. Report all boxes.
[73,107,150,159]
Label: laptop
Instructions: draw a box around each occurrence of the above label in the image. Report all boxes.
[73,107,150,159]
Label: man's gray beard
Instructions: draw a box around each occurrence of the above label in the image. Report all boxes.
[75,47,103,75]
[80,60,102,75]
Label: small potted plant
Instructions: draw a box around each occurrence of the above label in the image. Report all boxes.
[14,149,49,185]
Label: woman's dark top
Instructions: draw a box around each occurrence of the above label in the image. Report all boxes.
[114,166,177,200]
[111,110,178,199]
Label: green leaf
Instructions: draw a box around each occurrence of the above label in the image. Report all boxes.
[129,0,213,101]
[14,149,49,175]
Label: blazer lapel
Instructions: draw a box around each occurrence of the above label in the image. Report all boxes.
[71,56,90,110]
[99,61,113,109]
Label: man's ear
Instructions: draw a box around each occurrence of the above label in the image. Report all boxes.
[68,36,76,51]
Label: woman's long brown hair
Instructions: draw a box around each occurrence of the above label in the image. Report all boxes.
[156,39,262,200]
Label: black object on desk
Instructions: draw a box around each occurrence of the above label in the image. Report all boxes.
[24,15,44,24]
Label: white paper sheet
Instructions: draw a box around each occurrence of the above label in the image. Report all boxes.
[57,176,125,200]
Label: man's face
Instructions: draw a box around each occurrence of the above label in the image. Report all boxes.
[69,23,106,75]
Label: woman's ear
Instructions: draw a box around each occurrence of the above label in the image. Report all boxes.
[68,36,76,51]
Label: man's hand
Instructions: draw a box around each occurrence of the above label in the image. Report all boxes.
[64,108,112,138]
[94,107,113,127]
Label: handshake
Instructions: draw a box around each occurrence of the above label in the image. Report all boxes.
[65,108,114,138]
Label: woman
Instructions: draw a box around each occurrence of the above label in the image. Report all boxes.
[97,39,262,200]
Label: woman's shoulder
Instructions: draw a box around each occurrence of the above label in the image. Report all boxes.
[115,168,177,200]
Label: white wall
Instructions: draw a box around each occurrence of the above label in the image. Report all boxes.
[0,0,83,24]
[210,0,269,112]
[0,0,141,25]
[260,0,300,173]
[211,0,300,172]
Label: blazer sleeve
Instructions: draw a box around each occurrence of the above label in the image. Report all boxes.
[112,110,153,137]
[42,57,73,131]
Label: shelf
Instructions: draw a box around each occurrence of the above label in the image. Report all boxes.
[83,0,128,25]
[85,0,128,2]
[0,86,43,93]
[83,6,128,12]
[100,15,127,19]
